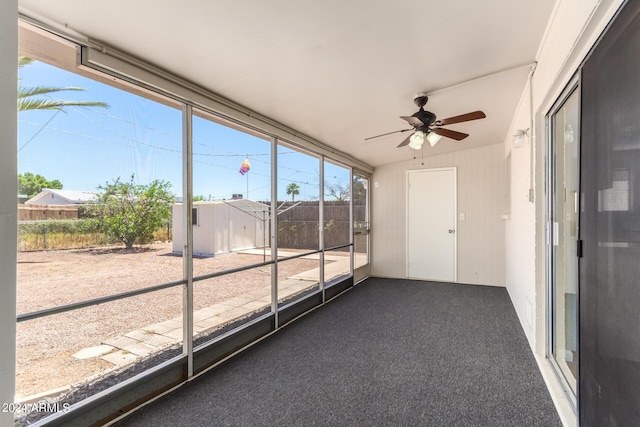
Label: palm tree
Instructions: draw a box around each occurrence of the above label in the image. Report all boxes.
[286,183,300,202]
[18,56,109,112]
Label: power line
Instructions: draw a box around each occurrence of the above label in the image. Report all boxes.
[18,110,61,152]
[73,108,320,177]
[75,106,181,139]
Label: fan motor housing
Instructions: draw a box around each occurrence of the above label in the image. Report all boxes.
[413,93,428,108]
[413,109,436,127]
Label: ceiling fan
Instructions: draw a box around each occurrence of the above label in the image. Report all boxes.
[365,93,486,149]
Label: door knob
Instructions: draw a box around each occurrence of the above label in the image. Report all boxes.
[448,229,455,234]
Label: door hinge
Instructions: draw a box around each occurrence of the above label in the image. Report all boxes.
[577,239,583,258]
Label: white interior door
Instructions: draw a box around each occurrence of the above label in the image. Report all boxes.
[407,168,456,282]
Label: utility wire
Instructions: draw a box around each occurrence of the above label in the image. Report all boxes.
[18,110,61,152]
[20,108,325,192]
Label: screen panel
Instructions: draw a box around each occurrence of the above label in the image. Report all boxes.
[579,1,640,424]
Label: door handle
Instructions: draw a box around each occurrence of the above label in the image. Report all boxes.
[448,229,455,234]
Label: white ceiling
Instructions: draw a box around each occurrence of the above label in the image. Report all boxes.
[19,0,556,169]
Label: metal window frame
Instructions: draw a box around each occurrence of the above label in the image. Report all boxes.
[182,103,194,377]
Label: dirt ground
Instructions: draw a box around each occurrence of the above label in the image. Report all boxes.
[16,242,320,399]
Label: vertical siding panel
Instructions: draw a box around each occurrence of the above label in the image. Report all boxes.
[460,149,469,283]
[463,149,471,284]
[470,148,480,284]
[489,145,500,284]
[490,146,500,284]
[456,150,467,283]
[480,147,490,284]
[477,147,486,284]
[485,147,493,283]
[493,146,500,284]
[461,150,470,283]
[371,143,505,286]
[428,156,435,169]
[493,145,504,284]
[498,146,506,284]
[487,147,500,283]
[397,162,405,275]
[453,150,461,282]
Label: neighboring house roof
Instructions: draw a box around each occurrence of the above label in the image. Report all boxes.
[25,189,98,205]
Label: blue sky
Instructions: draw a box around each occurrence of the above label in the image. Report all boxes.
[18,60,349,201]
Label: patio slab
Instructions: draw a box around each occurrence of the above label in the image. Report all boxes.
[194,304,235,319]
[140,332,176,348]
[222,296,255,306]
[194,316,225,331]
[159,328,185,341]
[143,320,182,335]
[103,335,142,350]
[217,307,252,321]
[123,342,157,357]
[239,300,270,311]
[101,350,139,366]
[72,345,115,360]
[125,329,157,342]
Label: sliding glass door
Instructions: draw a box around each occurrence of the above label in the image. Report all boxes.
[547,81,579,400]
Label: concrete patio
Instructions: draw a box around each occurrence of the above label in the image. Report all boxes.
[72,250,359,367]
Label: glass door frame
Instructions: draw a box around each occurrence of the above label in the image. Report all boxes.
[353,173,370,283]
[545,75,580,410]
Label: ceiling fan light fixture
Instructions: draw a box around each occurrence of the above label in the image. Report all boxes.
[427,132,442,147]
[408,131,425,149]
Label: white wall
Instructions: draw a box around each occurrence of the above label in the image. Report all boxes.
[504,78,536,346]
[504,0,626,355]
[0,0,17,423]
[371,143,506,286]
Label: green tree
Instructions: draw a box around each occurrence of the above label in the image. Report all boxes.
[89,175,174,249]
[352,176,366,201]
[18,56,109,112]
[286,182,300,201]
[18,172,63,200]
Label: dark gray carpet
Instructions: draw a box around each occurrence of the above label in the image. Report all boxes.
[115,278,561,426]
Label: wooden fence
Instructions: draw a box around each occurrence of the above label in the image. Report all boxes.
[18,205,79,221]
[276,200,365,250]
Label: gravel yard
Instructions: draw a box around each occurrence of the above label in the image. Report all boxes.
[16,242,320,399]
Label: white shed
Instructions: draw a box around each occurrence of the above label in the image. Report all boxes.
[172,199,269,257]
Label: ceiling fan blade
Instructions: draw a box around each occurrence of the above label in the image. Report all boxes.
[400,115,424,127]
[433,127,469,141]
[364,128,412,141]
[438,110,486,126]
[397,134,412,148]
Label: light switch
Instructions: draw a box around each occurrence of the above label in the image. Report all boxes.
[459,213,465,220]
